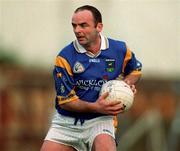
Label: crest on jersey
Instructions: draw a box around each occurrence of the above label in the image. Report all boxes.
[73,61,85,73]
[105,59,115,72]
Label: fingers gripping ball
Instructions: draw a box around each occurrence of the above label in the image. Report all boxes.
[100,80,134,111]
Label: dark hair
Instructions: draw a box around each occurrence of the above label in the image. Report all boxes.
[74,5,102,26]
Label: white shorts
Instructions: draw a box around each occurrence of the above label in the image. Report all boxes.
[44,112,115,151]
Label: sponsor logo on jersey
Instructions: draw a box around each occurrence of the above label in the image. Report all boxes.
[76,79,107,91]
[105,59,115,72]
[89,58,100,63]
[73,61,85,73]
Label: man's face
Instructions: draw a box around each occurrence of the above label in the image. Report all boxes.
[72,10,102,46]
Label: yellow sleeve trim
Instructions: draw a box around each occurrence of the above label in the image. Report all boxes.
[55,56,73,76]
[57,89,78,105]
[122,47,132,73]
[57,95,78,105]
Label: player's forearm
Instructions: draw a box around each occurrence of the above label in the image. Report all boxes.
[60,99,97,113]
[124,74,141,85]
[60,93,124,115]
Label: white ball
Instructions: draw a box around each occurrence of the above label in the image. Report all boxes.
[100,80,134,111]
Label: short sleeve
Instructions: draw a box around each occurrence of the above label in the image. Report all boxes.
[53,56,78,105]
[122,46,142,77]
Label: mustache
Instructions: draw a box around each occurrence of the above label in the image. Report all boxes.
[75,34,84,38]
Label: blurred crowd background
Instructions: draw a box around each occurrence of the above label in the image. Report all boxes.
[0,0,179,151]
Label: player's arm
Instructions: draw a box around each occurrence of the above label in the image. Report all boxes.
[124,73,141,85]
[122,46,142,85]
[60,93,124,115]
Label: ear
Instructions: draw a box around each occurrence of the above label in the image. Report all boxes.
[96,23,103,32]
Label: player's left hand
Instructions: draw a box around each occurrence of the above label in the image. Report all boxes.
[129,84,136,94]
[124,79,137,94]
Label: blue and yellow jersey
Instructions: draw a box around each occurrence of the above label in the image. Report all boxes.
[53,35,142,120]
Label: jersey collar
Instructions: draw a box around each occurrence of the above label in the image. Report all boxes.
[73,34,109,55]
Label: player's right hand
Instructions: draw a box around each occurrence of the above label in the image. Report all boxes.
[94,92,124,115]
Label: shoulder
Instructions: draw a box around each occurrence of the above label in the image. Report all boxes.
[107,38,127,53]
[108,38,125,44]
[54,42,76,69]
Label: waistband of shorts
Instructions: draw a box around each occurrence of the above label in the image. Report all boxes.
[57,109,104,120]
[54,112,113,126]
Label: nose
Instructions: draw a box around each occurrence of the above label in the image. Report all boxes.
[74,25,82,34]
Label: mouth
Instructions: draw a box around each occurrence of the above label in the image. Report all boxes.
[77,36,86,42]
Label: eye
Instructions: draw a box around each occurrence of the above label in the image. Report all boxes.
[72,23,77,29]
[80,23,88,28]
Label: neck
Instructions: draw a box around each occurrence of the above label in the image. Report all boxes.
[85,35,101,54]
